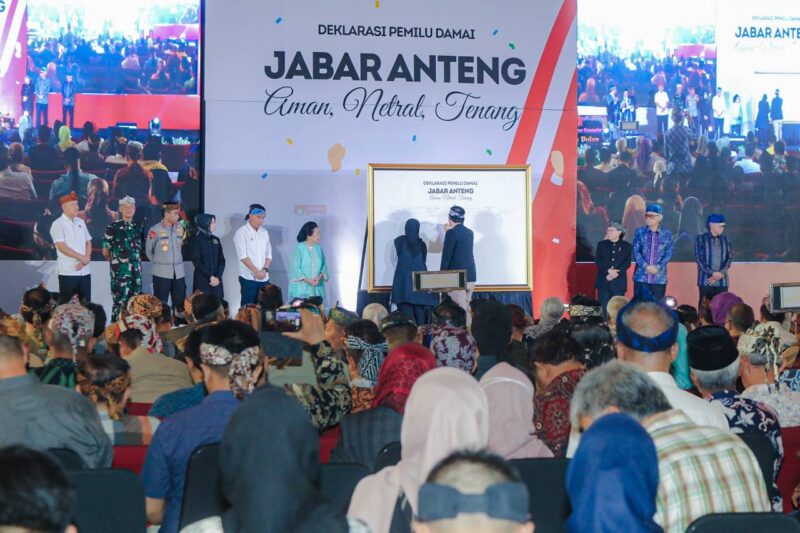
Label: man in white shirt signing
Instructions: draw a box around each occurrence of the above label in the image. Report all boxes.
[50,191,92,300]
[233,203,272,306]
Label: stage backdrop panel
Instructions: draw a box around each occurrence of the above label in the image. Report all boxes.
[204,0,578,314]
[368,165,532,291]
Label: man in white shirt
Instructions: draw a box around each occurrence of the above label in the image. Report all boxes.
[49,192,92,300]
[734,144,761,174]
[615,299,729,430]
[712,87,726,140]
[654,84,670,135]
[233,203,272,306]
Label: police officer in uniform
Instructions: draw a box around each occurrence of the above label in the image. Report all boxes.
[146,201,187,315]
[102,196,144,321]
[440,205,476,324]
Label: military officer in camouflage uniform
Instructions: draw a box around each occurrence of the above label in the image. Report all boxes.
[102,196,144,321]
[146,201,187,315]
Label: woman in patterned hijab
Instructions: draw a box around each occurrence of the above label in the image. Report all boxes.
[117,313,163,354]
[126,294,163,321]
[371,342,436,414]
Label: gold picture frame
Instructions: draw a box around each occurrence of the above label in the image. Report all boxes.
[367,163,533,293]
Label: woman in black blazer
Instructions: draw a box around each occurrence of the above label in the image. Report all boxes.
[595,222,632,316]
[192,213,225,297]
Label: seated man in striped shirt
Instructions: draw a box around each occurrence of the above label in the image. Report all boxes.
[571,360,771,533]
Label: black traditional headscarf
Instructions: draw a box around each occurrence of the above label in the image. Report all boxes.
[194,213,215,235]
[220,386,348,533]
[404,218,422,256]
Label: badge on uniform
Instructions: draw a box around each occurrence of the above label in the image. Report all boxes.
[149,231,157,238]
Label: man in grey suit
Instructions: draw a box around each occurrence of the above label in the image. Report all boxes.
[146,202,187,316]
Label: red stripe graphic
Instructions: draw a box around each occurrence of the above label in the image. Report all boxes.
[530,69,578,316]
[506,0,576,164]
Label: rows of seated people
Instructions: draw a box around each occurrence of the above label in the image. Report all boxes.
[2,280,800,531]
[0,121,199,260]
[577,133,800,262]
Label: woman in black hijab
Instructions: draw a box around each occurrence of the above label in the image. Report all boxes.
[391,218,436,326]
[191,213,225,297]
[219,386,349,532]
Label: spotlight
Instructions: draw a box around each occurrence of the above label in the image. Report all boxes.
[663,296,678,309]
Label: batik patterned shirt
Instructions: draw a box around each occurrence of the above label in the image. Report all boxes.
[533,368,585,458]
[286,341,351,430]
[742,384,800,428]
[632,226,674,284]
[708,390,783,511]
[35,358,78,389]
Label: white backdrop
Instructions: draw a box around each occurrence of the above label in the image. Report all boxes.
[203,0,575,311]
[717,0,800,124]
[369,166,530,289]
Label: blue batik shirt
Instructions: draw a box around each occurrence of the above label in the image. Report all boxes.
[632,225,674,284]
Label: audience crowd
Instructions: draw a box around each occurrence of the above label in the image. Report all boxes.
[27,4,199,96]
[0,120,200,260]
[2,261,800,532]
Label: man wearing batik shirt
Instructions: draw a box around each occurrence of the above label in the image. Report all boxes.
[695,213,732,311]
[632,203,674,301]
[687,325,783,511]
[740,322,800,428]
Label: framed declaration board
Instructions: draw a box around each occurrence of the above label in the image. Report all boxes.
[368,164,533,292]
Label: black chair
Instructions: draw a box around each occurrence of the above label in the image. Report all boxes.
[374,441,402,472]
[179,443,228,531]
[510,458,571,533]
[47,448,85,470]
[738,433,776,499]
[319,463,371,513]
[686,512,800,532]
[67,469,147,533]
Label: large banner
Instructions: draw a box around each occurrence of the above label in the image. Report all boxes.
[205,0,578,312]
[717,0,800,123]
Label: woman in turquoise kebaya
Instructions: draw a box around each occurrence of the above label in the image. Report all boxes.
[288,221,329,305]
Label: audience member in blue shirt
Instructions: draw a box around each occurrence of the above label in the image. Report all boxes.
[142,320,264,533]
[148,328,207,419]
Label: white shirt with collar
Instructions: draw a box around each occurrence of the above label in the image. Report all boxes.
[50,213,91,276]
[648,371,729,430]
[233,222,272,281]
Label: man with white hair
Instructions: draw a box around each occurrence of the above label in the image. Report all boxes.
[524,296,564,341]
[571,360,770,533]
[687,325,783,510]
[615,299,728,430]
[740,322,800,427]
[632,203,674,301]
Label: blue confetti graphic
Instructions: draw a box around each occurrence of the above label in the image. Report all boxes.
[275,17,283,24]
[412,135,417,141]
[492,29,498,36]
[261,172,269,179]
